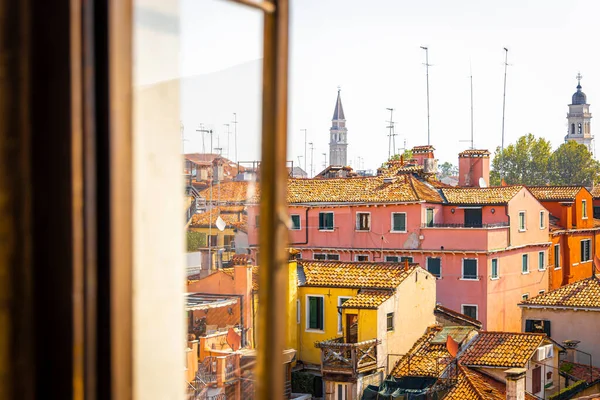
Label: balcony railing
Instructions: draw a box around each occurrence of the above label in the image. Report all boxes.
[421,222,509,229]
[196,357,218,384]
[315,338,380,375]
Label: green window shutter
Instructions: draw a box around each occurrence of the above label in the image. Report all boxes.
[393,214,406,231]
[309,297,317,329]
[317,297,324,330]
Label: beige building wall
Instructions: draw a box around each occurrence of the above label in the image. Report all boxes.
[377,268,436,373]
[522,307,600,367]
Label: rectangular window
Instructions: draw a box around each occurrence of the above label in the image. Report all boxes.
[519,211,526,231]
[539,290,545,295]
[356,212,371,231]
[391,213,407,232]
[326,254,340,261]
[338,297,351,332]
[426,208,434,227]
[462,259,478,280]
[462,305,477,320]
[464,208,483,228]
[522,254,529,273]
[386,312,394,331]
[491,258,498,279]
[427,257,441,278]
[400,256,413,263]
[582,199,588,219]
[313,253,326,260]
[307,296,324,330]
[540,211,545,229]
[385,256,399,262]
[355,255,369,262]
[554,244,560,269]
[538,251,545,271]
[290,214,301,230]
[319,212,334,230]
[297,300,300,324]
[255,215,260,227]
[522,293,529,301]
[525,319,551,337]
[336,383,347,400]
[581,239,591,262]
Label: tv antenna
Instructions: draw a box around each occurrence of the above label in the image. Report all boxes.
[459,63,475,149]
[308,142,315,177]
[231,113,238,162]
[421,46,432,145]
[301,129,308,173]
[386,108,397,159]
[322,152,327,169]
[501,47,510,155]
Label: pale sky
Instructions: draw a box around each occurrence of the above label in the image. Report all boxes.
[171,0,600,172]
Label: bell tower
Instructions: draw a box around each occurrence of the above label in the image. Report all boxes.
[329,88,348,166]
[565,73,593,155]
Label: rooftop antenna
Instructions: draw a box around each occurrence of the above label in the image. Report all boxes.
[223,123,230,159]
[386,108,397,159]
[296,155,303,175]
[459,62,475,149]
[308,142,314,177]
[180,121,189,154]
[196,124,210,154]
[322,152,327,169]
[421,46,432,145]
[232,113,238,162]
[301,129,308,173]
[501,47,510,157]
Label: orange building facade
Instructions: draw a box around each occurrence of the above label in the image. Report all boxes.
[528,186,600,290]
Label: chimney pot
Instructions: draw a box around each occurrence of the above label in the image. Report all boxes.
[505,368,527,400]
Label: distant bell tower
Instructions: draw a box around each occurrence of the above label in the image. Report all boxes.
[565,73,593,155]
[329,88,348,166]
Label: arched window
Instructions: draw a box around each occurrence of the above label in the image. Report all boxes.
[578,123,582,134]
[571,123,575,135]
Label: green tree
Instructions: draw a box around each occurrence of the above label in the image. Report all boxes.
[186,231,206,252]
[548,141,600,186]
[381,149,413,168]
[438,161,458,178]
[490,134,552,186]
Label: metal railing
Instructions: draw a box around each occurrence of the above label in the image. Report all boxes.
[315,338,380,375]
[196,357,218,384]
[421,222,509,229]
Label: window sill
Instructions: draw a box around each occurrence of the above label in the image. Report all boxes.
[538,268,546,272]
[490,277,499,281]
[522,271,530,275]
[459,278,480,281]
[290,228,301,231]
[390,231,407,234]
[519,229,526,232]
[580,260,592,264]
[318,229,335,232]
[305,329,325,334]
[554,266,561,270]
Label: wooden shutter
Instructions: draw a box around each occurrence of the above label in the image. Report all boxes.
[525,319,534,332]
[532,366,541,393]
[544,321,551,337]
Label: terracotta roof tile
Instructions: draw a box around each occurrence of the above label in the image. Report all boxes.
[520,276,600,309]
[390,326,453,378]
[340,290,393,309]
[441,186,523,205]
[298,260,417,289]
[528,186,584,201]
[445,366,537,400]
[286,175,442,204]
[189,208,247,231]
[458,149,490,157]
[221,266,259,291]
[561,360,600,384]
[435,305,483,328]
[460,332,545,368]
[198,181,254,204]
[412,145,435,153]
[591,186,600,199]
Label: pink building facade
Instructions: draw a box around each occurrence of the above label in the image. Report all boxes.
[247,150,551,332]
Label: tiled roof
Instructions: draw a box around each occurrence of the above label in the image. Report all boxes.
[412,145,435,153]
[441,186,523,205]
[458,149,490,157]
[298,260,416,289]
[591,186,600,199]
[561,360,600,384]
[390,326,453,378]
[520,276,600,309]
[198,181,254,204]
[528,186,584,201]
[340,290,393,309]
[459,332,545,368]
[435,305,483,328]
[189,209,247,230]
[445,366,537,400]
[286,175,442,204]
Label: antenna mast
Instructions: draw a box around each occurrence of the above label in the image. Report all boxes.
[501,47,509,155]
[301,129,307,173]
[386,108,396,159]
[421,46,431,145]
[232,113,238,162]
[470,63,474,149]
[223,123,230,159]
[308,142,314,177]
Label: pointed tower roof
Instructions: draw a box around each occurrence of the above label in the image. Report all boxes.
[332,88,345,120]
[572,72,587,105]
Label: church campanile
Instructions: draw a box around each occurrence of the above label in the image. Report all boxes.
[329,88,348,166]
[565,73,593,156]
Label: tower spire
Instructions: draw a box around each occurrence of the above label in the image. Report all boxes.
[329,87,348,166]
[576,72,583,89]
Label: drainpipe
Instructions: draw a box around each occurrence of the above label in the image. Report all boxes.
[290,207,310,245]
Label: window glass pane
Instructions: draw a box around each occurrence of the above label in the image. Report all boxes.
[314,254,326,260]
[522,254,528,272]
[462,305,477,320]
[327,254,340,261]
[427,257,441,277]
[386,313,394,331]
[291,214,301,229]
[554,245,560,268]
[400,256,413,263]
[463,259,477,279]
[385,256,399,262]
[538,252,544,270]
[392,213,406,231]
[583,200,588,218]
[491,259,498,278]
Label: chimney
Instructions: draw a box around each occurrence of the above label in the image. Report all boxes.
[412,145,435,166]
[560,202,573,229]
[505,368,527,400]
[458,149,490,187]
[562,340,580,364]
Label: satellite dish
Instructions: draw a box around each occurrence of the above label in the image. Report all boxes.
[478,177,488,188]
[215,216,226,232]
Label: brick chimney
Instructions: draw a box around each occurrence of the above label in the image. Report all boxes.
[412,145,435,166]
[458,149,490,187]
[505,368,527,400]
